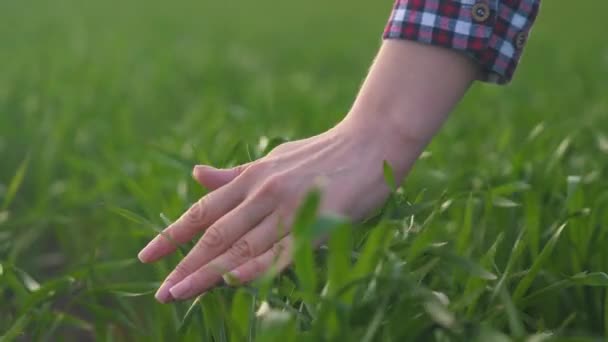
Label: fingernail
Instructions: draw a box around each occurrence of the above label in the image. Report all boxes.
[194,165,212,172]
[155,282,174,303]
[193,165,209,179]
[222,271,240,286]
[169,280,192,300]
[137,242,156,263]
[138,234,163,263]
[137,248,151,263]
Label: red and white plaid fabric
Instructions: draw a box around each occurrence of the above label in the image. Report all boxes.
[384,0,541,84]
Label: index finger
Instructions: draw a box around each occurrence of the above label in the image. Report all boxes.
[137,180,245,263]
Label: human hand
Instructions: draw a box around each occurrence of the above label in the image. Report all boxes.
[138,39,478,303]
[137,120,418,303]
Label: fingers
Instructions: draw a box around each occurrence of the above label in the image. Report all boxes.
[154,196,276,302]
[169,234,294,300]
[137,181,244,264]
[170,213,290,298]
[192,164,250,191]
[229,235,293,284]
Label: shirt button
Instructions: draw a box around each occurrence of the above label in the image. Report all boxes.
[515,31,527,49]
[471,3,491,23]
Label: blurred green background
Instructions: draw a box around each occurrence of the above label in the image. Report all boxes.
[1,0,608,340]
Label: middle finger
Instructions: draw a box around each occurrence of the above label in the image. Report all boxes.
[168,211,291,299]
[155,195,275,301]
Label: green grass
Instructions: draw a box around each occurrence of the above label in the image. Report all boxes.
[1,0,608,340]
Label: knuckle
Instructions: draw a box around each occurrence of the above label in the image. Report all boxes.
[270,242,284,258]
[200,227,224,249]
[259,175,286,197]
[250,258,266,275]
[173,263,191,279]
[267,139,308,156]
[186,197,207,223]
[229,239,255,260]
[241,160,271,180]
[156,228,173,242]
[279,196,299,213]
[267,143,291,156]
[188,271,205,286]
[234,163,250,175]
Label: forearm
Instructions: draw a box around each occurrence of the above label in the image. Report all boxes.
[341,39,479,179]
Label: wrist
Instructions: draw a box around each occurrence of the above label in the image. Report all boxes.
[342,107,428,150]
[335,113,424,181]
[334,40,478,181]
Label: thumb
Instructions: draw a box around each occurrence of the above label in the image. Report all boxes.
[192,164,249,191]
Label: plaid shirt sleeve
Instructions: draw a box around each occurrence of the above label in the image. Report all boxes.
[384,0,541,84]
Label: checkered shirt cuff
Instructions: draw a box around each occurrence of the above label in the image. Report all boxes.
[384,0,541,84]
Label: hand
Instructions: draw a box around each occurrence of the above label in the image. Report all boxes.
[137,120,417,303]
[138,39,477,303]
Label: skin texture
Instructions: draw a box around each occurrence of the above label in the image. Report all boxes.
[137,40,480,303]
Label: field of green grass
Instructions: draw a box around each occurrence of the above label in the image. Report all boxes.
[1,0,608,340]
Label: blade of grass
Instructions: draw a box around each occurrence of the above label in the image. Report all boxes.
[230,289,255,342]
[0,313,30,342]
[177,296,203,335]
[498,287,524,338]
[327,222,352,297]
[2,155,29,211]
[513,223,567,302]
[492,229,526,301]
[456,193,475,254]
[292,191,321,298]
